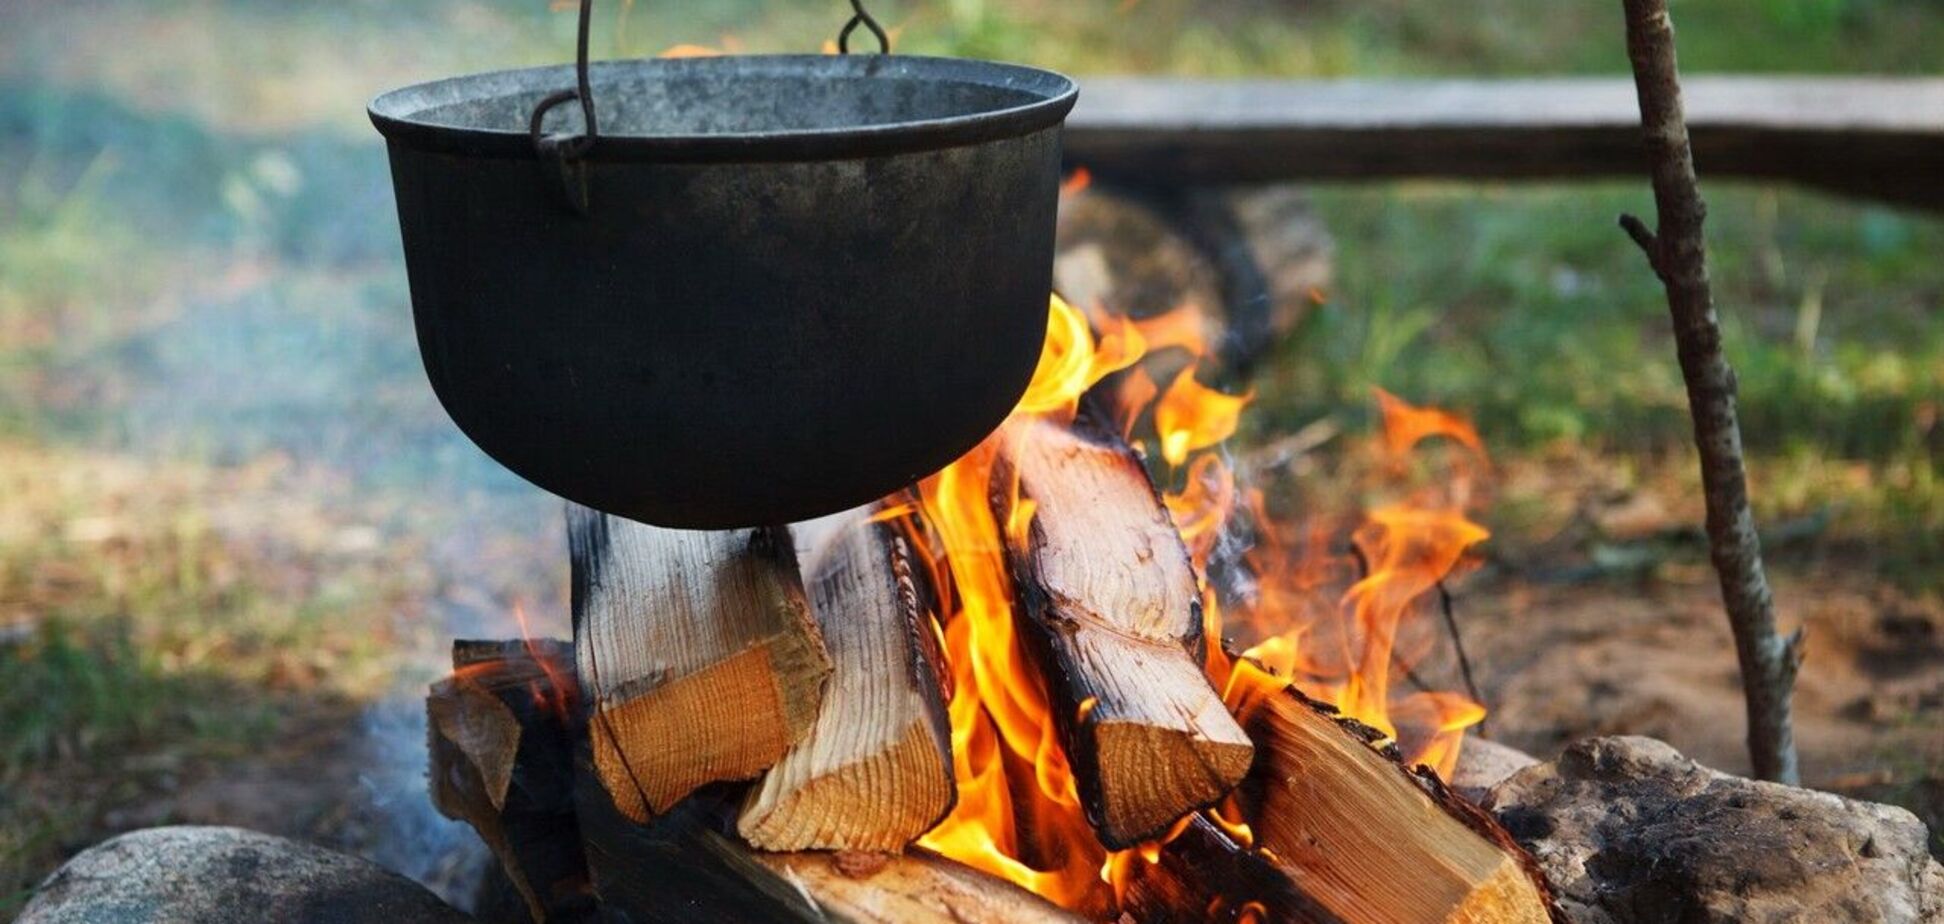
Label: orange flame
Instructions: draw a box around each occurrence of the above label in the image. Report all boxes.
[912,295,1141,910]
[444,604,578,727]
[513,602,576,725]
[1061,167,1093,198]
[1219,391,1492,777]
[1374,386,1485,461]
[657,43,725,58]
[1154,367,1252,468]
[912,297,1494,912]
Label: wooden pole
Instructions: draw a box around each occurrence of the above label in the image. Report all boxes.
[1617,0,1802,784]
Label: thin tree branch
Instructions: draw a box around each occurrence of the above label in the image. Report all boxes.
[1617,213,1661,274]
[1619,0,1802,783]
[1434,580,1488,739]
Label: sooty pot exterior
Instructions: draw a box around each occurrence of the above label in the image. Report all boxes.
[374,56,1075,528]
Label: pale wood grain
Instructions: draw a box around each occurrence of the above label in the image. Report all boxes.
[568,506,831,821]
[996,413,1253,848]
[739,505,955,851]
[757,851,1089,924]
[1242,689,1556,924]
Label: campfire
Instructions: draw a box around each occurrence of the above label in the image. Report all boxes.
[427,294,1557,923]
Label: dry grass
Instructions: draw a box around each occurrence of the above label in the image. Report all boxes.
[0,442,420,903]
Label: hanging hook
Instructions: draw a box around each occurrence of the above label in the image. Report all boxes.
[838,0,891,54]
[529,0,600,214]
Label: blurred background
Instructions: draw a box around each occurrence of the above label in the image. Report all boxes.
[1,0,1938,916]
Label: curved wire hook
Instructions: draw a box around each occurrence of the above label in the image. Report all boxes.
[529,0,599,213]
[838,0,891,54]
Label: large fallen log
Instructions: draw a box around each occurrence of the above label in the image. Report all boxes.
[1056,185,1330,382]
[739,505,956,851]
[995,411,1254,848]
[1239,686,1558,924]
[427,638,592,924]
[568,506,832,822]
[1064,76,1944,211]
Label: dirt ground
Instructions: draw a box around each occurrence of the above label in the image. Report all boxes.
[1468,566,1943,795]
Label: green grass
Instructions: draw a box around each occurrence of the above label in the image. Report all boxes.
[1243,182,1942,585]
[1255,184,1943,453]
[578,0,1944,76]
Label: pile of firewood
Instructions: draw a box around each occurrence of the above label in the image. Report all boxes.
[428,398,1560,924]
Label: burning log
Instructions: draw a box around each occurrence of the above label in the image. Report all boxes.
[568,507,832,821]
[1119,814,1337,923]
[995,411,1254,848]
[1238,686,1558,924]
[577,782,1084,924]
[426,638,591,923]
[738,505,956,851]
[756,851,1089,923]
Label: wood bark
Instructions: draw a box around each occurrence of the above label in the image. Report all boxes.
[1238,687,1559,924]
[1618,0,1802,784]
[427,638,592,923]
[568,506,833,820]
[738,504,956,851]
[995,410,1254,849]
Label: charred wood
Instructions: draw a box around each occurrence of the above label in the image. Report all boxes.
[428,639,592,923]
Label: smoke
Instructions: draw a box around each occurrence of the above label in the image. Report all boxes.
[354,695,490,912]
[345,509,568,905]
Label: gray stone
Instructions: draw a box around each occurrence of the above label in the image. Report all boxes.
[1449,736,1540,805]
[1487,736,1944,924]
[19,826,473,924]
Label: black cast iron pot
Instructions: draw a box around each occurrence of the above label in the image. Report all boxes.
[370,54,1077,529]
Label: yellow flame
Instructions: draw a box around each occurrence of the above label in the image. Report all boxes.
[912,298,1145,910]
[914,295,1496,911]
[1154,366,1252,468]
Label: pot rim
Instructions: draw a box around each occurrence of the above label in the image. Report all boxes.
[370,54,1078,163]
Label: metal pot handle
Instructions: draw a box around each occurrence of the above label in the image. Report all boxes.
[528,0,892,215]
[838,0,892,54]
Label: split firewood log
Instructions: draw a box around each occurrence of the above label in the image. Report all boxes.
[994,410,1254,848]
[568,506,832,822]
[756,851,1089,923]
[576,782,1083,924]
[427,638,591,923]
[1239,686,1559,924]
[738,504,956,851]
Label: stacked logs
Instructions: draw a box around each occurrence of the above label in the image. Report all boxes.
[429,410,1560,924]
